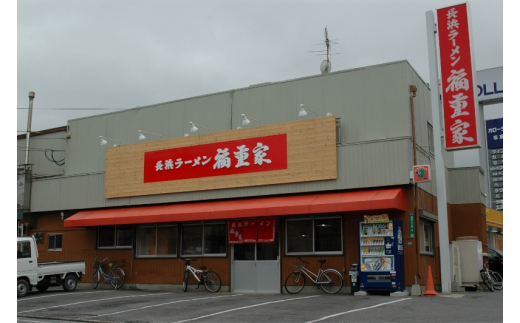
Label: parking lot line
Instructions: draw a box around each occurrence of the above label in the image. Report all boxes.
[170,295,321,323]
[17,292,172,314]
[94,294,243,318]
[305,298,412,323]
[17,291,110,301]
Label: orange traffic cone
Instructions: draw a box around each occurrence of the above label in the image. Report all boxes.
[422,266,437,296]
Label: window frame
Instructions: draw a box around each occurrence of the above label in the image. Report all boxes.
[97,225,133,249]
[285,216,343,256]
[47,233,63,251]
[419,220,435,255]
[135,224,178,258]
[180,221,227,258]
[427,122,435,154]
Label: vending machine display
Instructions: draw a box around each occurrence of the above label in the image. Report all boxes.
[358,216,404,291]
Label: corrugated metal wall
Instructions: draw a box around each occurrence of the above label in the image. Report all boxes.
[447,167,483,204]
[17,130,67,176]
[27,60,436,212]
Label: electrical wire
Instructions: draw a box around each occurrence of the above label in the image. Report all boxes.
[44,149,65,166]
[17,108,124,110]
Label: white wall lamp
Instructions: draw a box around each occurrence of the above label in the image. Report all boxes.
[138,130,162,141]
[241,114,261,126]
[189,122,210,133]
[99,136,121,147]
[298,104,318,117]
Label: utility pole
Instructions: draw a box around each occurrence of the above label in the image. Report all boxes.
[426,11,451,294]
[24,92,35,165]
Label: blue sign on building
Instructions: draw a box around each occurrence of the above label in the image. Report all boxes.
[486,118,503,149]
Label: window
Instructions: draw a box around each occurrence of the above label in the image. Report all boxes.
[98,225,132,248]
[286,217,342,255]
[181,222,226,257]
[427,123,434,154]
[136,225,177,257]
[48,234,63,251]
[17,241,31,259]
[420,220,434,255]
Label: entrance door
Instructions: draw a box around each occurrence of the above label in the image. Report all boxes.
[231,234,280,293]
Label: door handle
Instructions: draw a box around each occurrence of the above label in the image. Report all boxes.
[29,261,33,263]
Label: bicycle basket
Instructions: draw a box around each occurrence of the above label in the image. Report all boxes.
[93,260,103,269]
[289,259,302,271]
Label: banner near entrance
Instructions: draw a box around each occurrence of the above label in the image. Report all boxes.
[228,219,276,244]
[257,219,276,243]
[228,220,243,244]
[437,3,480,150]
[105,116,337,198]
[412,165,431,183]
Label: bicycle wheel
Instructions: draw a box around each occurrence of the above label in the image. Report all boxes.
[92,271,99,289]
[110,268,125,289]
[480,271,494,292]
[182,269,189,292]
[284,272,305,294]
[490,271,503,290]
[204,271,221,293]
[318,269,343,294]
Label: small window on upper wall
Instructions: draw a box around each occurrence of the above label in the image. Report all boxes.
[48,234,63,251]
[420,220,434,255]
[428,123,434,154]
[98,225,133,249]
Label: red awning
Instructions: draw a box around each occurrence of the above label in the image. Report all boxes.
[64,188,406,227]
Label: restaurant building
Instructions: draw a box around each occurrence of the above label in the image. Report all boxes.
[17,60,489,293]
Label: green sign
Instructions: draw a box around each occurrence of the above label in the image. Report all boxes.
[409,212,415,238]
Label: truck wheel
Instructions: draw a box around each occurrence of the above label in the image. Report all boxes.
[36,285,49,292]
[63,275,78,292]
[18,279,30,297]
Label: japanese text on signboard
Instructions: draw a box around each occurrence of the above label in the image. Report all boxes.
[144,134,287,183]
[437,3,479,150]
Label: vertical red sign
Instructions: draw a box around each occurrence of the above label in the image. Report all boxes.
[257,219,276,243]
[228,220,243,244]
[437,3,479,150]
[242,220,258,243]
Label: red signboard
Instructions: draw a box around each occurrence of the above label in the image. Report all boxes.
[413,165,431,183]
[437,3,479,150]
[228,220,243,245]
[257,218,276,243]
[144,134,287,183]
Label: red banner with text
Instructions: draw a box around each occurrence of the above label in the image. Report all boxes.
[437,3,479,150]
[257,218,276,243]
[227,220,243,244]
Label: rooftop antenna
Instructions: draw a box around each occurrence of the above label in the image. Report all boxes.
[308,26,339,74]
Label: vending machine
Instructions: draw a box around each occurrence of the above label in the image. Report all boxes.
[358,216,404,291]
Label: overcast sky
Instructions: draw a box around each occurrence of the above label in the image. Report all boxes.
[13,0,504,134]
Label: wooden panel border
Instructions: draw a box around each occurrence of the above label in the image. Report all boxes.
[105,116,338,198]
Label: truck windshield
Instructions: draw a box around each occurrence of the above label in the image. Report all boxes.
[17,241,31,259]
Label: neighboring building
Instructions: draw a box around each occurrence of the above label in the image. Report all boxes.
[17,60,490,293]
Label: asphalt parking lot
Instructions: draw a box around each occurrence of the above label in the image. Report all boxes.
[17,286,504,323]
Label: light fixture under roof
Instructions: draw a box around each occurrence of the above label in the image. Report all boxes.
[299,104,318,117]
[241,114,261,126]
[326,112,333,116]
[99,136,121,147]
[189,122,210,133]
[138,130,162,141]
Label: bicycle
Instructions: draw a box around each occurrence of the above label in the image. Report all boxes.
[284,257,343,294]
[481,262,502,291]
[180,258,221,293]
[92,257,125,289]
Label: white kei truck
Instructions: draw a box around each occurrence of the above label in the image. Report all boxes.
[17,236,85,297]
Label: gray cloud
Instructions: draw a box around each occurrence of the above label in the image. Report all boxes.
[16,0,503,133]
